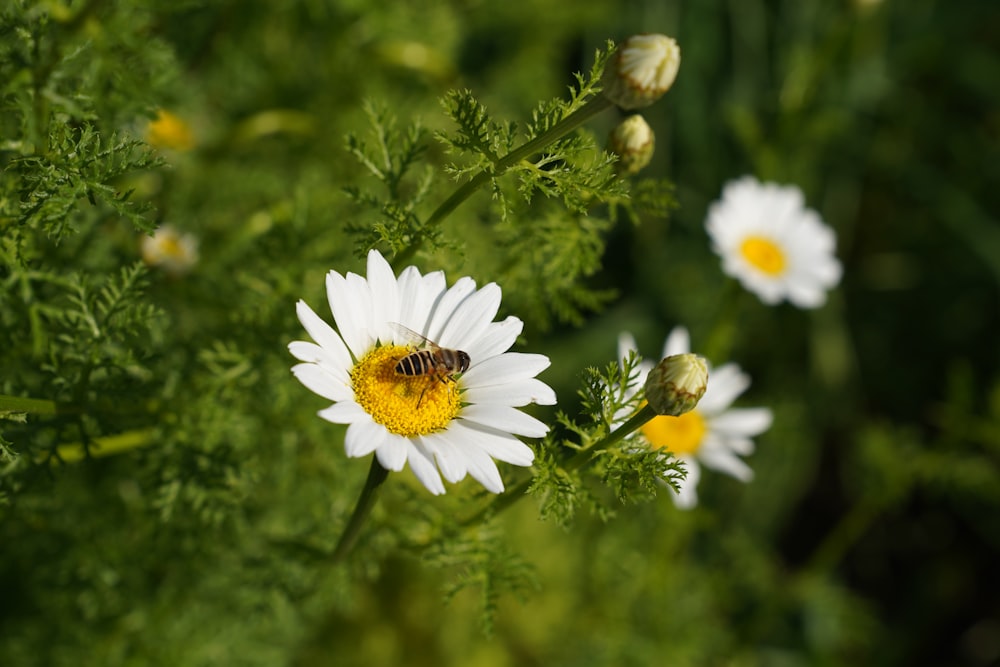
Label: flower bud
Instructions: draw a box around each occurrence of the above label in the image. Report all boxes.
[608,114,655,174]
[644,353,708,417]
[601,34,681,110]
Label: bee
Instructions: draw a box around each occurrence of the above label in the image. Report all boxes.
[390,324,471,406]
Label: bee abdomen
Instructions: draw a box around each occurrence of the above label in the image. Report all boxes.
[396,351,434,376]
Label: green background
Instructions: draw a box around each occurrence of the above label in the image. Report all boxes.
[2,0,999,665]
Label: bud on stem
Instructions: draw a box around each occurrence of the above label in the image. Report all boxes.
[644,353,708,417]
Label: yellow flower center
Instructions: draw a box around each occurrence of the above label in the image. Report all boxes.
[159,235,187,259]
[641,410,706,456]
[146,110,195,151]
[350,345,462,437]
[740,236,787,276]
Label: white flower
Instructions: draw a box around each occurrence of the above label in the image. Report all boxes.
[602,34,681,110]
[706,176,842,308]
[140,225,199,275]
[289,250,557,495]
[618,327,773,509]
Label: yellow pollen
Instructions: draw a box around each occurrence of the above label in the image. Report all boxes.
[740,236,787,276]
[351,345,462,437]
[641,409,706,456]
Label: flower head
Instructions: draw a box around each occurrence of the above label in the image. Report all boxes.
[601,34,681,110]
[289,250,556,495]
[706,176,842,308]
[608,114,655,175]
[145,110,196,151]
[140,225,199,275]
[618,327,772,509]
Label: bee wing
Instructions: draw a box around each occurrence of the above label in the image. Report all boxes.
[388,322,439,349]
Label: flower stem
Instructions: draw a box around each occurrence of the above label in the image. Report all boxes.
[332,457,390,562]
[0,394,59,415]
[460,403,657,526]
[391,95,613,269]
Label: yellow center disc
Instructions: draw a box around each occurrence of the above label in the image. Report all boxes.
[640,410,707,456]
[740,236,787,276]
[350,345,462,437]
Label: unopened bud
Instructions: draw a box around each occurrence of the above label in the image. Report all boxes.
[644,353,707,417]
[602,34,681,110]
[609,114,655,174]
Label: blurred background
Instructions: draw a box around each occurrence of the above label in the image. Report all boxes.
[2,0,999,665]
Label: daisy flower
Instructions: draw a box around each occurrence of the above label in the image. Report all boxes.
[140,224,199,275]
[289,249,556,495]
[618,327,773,509]
[145,110,196,152]
[706,176,842,308]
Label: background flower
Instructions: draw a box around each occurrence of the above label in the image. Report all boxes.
[706,176,842,308]
[619,327,773,509]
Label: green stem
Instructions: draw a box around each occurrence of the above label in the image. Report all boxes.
[459,403,657,526]
[392,95,613,269]
[332,456,391,562]
[803,498,882,575]
[0,394,59,415]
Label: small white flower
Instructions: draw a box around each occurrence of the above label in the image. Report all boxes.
[706,176,843,308]
[618,327,773,509]
[140,225,199,275]
[289,250,557,495]
[602,34,681,110]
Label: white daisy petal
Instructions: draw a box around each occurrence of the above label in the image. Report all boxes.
[698,363,750,414]
[457,442,506,494]
[672,456,700,509]
[437,282,501,350]
[418,432,468,484]
[376,432,409,472]
[459,404,549,438]
[318,401,367,424]
[287,341,350,387]
[662,326,690,357]
[463,378,557,407]
[425,276,476,341]
[709,407,774,437]
[449,421,535,466]
[365,249,400,344]
[396,266,431,333]
[718,435,756,456]
[294,301,353,369]
[407,441,446,495]
[618,332,639,362]
[699,441,754,482]
[326,270,373,360]
[343,417,385,458]
[462,352,551,388]
[465,317,523,363]
[291,363,352,402]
